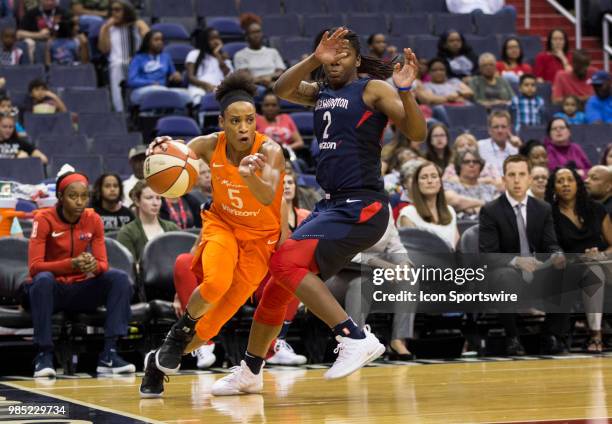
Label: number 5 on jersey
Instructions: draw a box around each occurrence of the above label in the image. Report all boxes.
[228,188,243,209]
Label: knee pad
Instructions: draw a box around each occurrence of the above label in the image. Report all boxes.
[269,239,319,292]
[254,278,295,326]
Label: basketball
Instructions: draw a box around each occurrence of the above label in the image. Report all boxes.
[144,140,200,198]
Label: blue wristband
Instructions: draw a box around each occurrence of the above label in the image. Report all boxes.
[398,85,413,92]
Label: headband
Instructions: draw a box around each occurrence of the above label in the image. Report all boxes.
[58,173,89,194]
[219,90,255,114]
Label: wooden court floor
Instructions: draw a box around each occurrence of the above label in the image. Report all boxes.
[2,356,612,423]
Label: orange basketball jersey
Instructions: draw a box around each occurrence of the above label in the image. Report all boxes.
[206,131,283,240]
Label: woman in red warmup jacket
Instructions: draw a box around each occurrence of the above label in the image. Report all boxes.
[25,171,135,378]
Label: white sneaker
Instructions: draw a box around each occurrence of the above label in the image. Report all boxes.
[324,325,385,380]
[211,360,264,396]
[192,343,216,369]
[266,339,307,365]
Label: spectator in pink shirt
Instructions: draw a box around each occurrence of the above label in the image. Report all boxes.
[255,91,304,151]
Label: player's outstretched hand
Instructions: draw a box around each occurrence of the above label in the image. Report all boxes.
[314,27,350,65]
[238,153,266,178]
[146,136,173,156]
[393,48,419,90]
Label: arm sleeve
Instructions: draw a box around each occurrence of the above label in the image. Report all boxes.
[185,49,198,64]
[501,79,514,100]
[18,138,35,155]
[91,214,108,274]
[28,216,74,276]
[478,205,512,268]
[127,56,151,88]
[541,203,562,254]
[272,49,286,70]
[117,227,138,260]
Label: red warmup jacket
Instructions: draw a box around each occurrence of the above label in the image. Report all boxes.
[28,207,108,284]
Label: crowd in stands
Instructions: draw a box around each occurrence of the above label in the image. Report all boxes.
[0,0,611,376]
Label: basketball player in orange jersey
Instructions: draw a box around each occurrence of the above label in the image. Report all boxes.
[139,71,287,398]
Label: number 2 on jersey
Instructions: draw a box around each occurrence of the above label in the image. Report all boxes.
[227,188,243,209]
[322,111,331,140]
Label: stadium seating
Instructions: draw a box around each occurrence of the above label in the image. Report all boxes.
[262,14,301,37]
[284,0,327,14]
[346,14,389,35]
[24,112,74,140]
[36,134,88,157]
[78,113,128,137]
[61,88,111,113]
[222,41,247,60]
[49,64,97,89]
[0,158,45,184]
[195,0,238,18]
[473,14,516,36]
[50,155,104,182]
[433,13,474,35]
[302,15,339,37]
[390,15,432,36]
[363,0,408,13]
[91,133,143,156]
[444,104,488,129]
[156,116,201,137]
[0,65,45,91]
[408,0,448,13]
[164,43,194,70]
[159,17,198,35]
[239,0,282,15]
[151,23,191,43]
[150,0,194,18]
[205,17,243,41]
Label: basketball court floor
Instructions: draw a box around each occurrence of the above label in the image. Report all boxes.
[1,355,612,423]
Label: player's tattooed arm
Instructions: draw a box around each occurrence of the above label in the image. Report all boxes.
[237,140,284,206]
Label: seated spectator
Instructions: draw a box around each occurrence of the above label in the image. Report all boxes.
[0,114,47,163]
[585,71,612,124]
[91,173,134,233]
[367,33,396,62]
[529,165,549,200]
[470,53,514,109]
[25,78,67,114]
[160,195,201,229]
[127,30,190,106]
[586,165,612,214]
[284,168,311,231]
[446,0,515,19]
[478,110,521,176]
[71,0,109,17]
[445,150,498,219]
[234,14,285,88]
[544,117,591,176]
[384,146,421,193]
[189,161,212,205]
[421,57,473,105]
[437,30,478,80]
[554,95,587,124]
[0,93,27,137]
[17,0,68,62]
[552,49,596,104]
[545,167,612,353]
[496,37,533,84]
[443,132,502,187]
[390,158,425,222]
[98,0,149,112]
[24,170,135,377]
[45,14,89,65]
[0,27,26,65]
[511,74,545,132]
[519,139,549,169]
[535,29,572,83]
[602,144,612,166]
[424,123,451,170]
[479,155,568,356]
[117,180,179,262]
[186,27,233,105]
[123,145,145,207]
[398,161,459,249]
[256,91,304,151]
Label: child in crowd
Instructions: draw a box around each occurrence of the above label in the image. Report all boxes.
[510,73,545,132]
[25,79,67,114]
[553,95,587,125]
[45,15,89,65]
[0,93,27,138]
[0,27,26,66]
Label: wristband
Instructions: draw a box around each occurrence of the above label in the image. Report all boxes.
[398,85,413,92]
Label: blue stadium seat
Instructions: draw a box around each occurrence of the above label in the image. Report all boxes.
[139,90,189,114]
[433,13,474,35]
[151,23,190,42]
[363,0,408,13]
[386,36,415,52]
[195,0,238,18]
[223,41,247,60]
[571,124,612,148]
[151,0,194,18]
[14,41,30,64]
[78,113,128,137]
[0,158,44,184]
[518,125,546,142]
[50,155,104,182]
[408,0,447,13]
[239,0,281,14]
[279,98,307,113]
[49,64,97,88]
[302,15,340,37]
[474,14,516,36]
[206,17,243,40]
[290,112,314,136]
[104,155,134,176]
[61,88,111,113]
[345,14,388,35]
[444,104,488,128]
[24,112,74,140]
[156,116,201,137]
[36,134,88,156]
[411,35,439,60]
[328,0,365,13]
[390,15,432,36]
[92,133,143,156]
[7,90,29,111]
[517,35,542,63]
[465,35,499,56]
[159,17,198,35]
[164,43,193,69]
[0,16,16,30]
[199,93,220,115]
[284,0,327,14]
[276,37,312,63]
[0,65,45,91]
[262,14,301,37]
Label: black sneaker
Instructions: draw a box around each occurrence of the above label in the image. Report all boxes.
[139,350,168,398]
[33,352,56,378]
[506,337,526,356]
[97,349,136,374]
[155,322,194,374]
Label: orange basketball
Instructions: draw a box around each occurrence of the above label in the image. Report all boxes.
[144,140,200,198]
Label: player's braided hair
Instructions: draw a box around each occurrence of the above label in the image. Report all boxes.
[313,28,394,82]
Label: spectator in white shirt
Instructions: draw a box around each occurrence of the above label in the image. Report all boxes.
[185,28,233,105]
[446,0,516,20]
[478,110,522,176]
[233,17,286,88]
